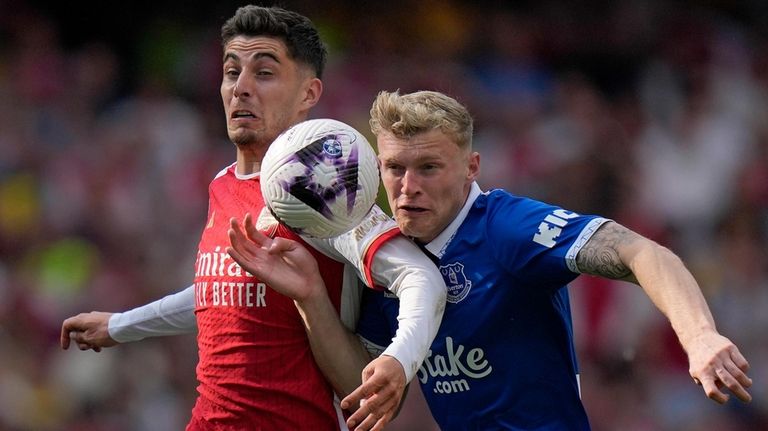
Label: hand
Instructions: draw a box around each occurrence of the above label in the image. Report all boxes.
[686,331,752,403]
[342,355,406,431]
[60,311,118,352]
[227,213,323,301]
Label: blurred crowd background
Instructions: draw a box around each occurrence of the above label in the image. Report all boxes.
[0,0,766,430]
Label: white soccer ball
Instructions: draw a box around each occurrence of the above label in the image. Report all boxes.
[260,118,380,238]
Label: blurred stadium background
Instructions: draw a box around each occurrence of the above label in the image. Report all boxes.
[0,0,766,429]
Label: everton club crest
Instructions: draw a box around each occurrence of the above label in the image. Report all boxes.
[440,262,472,303]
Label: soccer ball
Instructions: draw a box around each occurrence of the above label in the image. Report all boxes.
[260,118,380,238]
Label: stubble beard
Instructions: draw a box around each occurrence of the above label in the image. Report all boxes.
[397,212,434,243]
[397,217,418,240]
[230,128,271,148]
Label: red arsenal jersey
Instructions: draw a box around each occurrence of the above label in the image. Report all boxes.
[189,164,357,430]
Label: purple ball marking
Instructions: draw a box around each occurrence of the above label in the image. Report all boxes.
[278,131,360,219]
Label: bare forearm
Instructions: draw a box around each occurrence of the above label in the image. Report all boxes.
[578,221,752,403]
[578,222,716,348]
[295,293,372,399]
[623,239,752,403]
[627,242,716,346]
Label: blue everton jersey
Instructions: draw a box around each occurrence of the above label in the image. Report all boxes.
[357,188,608,430]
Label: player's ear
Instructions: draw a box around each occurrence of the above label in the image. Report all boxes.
[467,151,480,182]
[301,77,323,110]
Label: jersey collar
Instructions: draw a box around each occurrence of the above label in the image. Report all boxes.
[234,165,260,180]
[423,182,483,259]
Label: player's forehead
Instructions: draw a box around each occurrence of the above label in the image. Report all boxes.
[378,129,458,164]
[222,35,291,63]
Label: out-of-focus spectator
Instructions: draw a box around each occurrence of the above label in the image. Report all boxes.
[1,1,766,430]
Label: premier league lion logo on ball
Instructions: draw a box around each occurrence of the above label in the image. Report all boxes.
[260,118,380,238]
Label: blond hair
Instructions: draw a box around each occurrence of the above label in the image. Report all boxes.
[369,90,473,150]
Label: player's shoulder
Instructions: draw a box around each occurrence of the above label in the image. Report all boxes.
[478,189,552,220]
[209,162,237,182]
[467,189,564,241]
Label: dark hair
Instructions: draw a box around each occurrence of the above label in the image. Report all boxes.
[221,5,327,79]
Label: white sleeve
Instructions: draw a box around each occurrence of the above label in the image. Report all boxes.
[369,236,446,383]
[302,205,398,286]
[108,285,197,343]
[302,205,446,382]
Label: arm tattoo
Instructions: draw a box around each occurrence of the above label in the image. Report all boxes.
[576,222,635,280]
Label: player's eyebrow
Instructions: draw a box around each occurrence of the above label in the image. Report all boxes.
[223,51,281,64]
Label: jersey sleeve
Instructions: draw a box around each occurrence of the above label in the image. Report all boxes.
[367,236,446,382]
[487,193,610,289]
[301,205,400,288]
[304,205,446,383]
[356,288,398,357]
[108,285,197,343]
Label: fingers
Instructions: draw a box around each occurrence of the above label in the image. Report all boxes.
[268,236,298,255]
[341,365,383,410]
[228,218,265,258]
[720,361,752,403]
[229,213,294,255]
[226,233,249,270]
[346,393,392,431]
[243,214,295,255]
[60,318,75,349]
[341,383,369,411]
[715,347,752,403]
[61,311,118,352]
[225,244,247,270]
[68,330,102,353]
[227,223,250,261]
[61,315,89,350]
[346,397,373,430]
[229,215,273,253]
[692,356,753,404]
[370,418,389,431]
[243,213,257,239]
[243,213,269,247]
[228,218,251,253]
[343,372,401,431]
[688,335,754,405]
[729,348,751,375]
[696,373,729,404]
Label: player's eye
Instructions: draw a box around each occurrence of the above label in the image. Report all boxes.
[384,163,404,175]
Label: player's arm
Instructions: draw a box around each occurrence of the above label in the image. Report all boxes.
[298,204,445,408]
[334,235,444,431]
[576,221,752,404]
[292,278,379,405]
[294,292,412,431]
[228,215,438,431]
[226,215,372,394]
[61,286,197,351]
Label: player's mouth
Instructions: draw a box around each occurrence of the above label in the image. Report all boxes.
[397,204,429,215]
[231,110,257,121]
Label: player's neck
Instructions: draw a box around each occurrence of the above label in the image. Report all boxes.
[236,147,264,175]
[236,160,260,175]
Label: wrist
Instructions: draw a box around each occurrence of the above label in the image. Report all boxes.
[677,325,718,353]
[380,354,406,376]
[294,275,329,307]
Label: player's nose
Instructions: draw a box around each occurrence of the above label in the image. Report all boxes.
[400,170,421,196]
[234,75,254,98]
